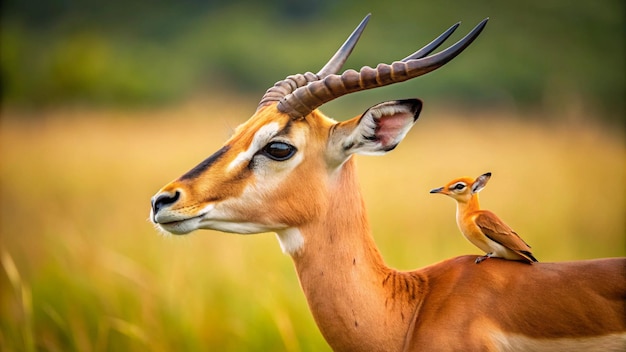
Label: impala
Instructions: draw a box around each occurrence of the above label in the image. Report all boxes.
[150,15,626,351]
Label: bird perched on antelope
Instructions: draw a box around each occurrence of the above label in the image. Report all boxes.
[430,172,538,264]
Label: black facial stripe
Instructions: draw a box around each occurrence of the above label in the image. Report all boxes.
[179,145,230,181]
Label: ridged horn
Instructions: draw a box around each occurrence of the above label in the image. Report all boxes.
[317,13,371,78]
[258,16,488,119]
[258,14,370,109]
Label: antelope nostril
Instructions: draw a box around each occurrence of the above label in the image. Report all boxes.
[152,190,181,214]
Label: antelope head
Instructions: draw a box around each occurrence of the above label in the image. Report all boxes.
[150,14,487,254]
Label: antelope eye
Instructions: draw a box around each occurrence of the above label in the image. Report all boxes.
[262,142,297,161]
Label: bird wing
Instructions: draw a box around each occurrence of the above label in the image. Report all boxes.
[474,211,537,262]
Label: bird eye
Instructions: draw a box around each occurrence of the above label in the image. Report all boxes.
[262,142,297,161]
[452,183,466,191]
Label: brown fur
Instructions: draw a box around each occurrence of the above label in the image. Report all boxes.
[291,157,626,351]
[153,107,626,351]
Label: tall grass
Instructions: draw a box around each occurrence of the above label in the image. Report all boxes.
[1,98,624,351]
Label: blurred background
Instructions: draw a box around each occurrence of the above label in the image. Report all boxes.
[1,0,624,351]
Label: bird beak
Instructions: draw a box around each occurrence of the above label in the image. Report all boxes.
[430,187,445,194]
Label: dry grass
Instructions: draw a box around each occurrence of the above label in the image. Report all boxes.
[1,98,624,351]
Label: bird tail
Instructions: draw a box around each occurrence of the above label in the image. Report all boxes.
[520,250,538,264]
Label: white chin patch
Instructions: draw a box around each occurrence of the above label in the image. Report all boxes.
[275,228,304,255]
[199,221,275,235]
[157,216,203,235]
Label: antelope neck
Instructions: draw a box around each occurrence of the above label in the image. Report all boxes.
[289,158,418,351]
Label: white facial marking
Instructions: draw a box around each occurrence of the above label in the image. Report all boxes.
[227,122,280,172]
[195,203,272,234]
[275,227,305,255]
[155,214,204,235]
[155,122,309,241]
[452,182,467,192]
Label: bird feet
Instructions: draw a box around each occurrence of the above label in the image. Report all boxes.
[475,253,494,264]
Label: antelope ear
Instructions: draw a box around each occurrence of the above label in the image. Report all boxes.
[328,99,422,164]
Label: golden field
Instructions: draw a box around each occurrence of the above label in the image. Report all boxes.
[1,98,624,351]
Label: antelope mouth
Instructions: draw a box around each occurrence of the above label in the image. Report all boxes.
[154,213,205,235]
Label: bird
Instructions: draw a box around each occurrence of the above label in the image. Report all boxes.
[430,172,538,264]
